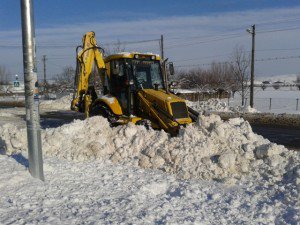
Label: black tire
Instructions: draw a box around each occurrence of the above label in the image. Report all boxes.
[90,103,118,125]
[136,119,152,130]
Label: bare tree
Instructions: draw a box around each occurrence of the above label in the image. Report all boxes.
[54,66,75,92]
[103,40,126,56]
[230,46,250,106]
[175,62,235,93]
[0,65,10,85]
[296,75,300,90]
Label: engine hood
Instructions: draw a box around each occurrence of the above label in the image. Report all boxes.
[141,89,184,102]
[139,89,191,121]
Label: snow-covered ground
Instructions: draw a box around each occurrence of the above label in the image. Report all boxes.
[187,87,299,115]
[256,74,299,84]
[229,87,300,114]
[0,95,299,224]
[187,98,258,113]
[39,94,72,111]
[1,152,299,224]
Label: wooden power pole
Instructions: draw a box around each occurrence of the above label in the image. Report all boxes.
[160,34,164,60]
[42,55,47,95]
[248,24,256,108]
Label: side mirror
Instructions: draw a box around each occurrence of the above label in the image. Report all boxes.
[112,61,120,75]
[170,81,178,87]
[168,62,174,75]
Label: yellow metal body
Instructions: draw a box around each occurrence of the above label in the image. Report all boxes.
[71,31,193,134]
[137,89,192,133]
[71,31,106,112]
[94,95,123,115]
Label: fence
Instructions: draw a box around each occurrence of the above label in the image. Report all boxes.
[228,97,300,114]
[175,91,230,102]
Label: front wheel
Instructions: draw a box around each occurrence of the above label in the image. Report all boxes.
[136,119,152,130]
[90,103,118,125]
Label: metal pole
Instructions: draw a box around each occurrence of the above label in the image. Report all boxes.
[42,55,47,95]
[296,98,299,111]
[160,35,169,93]
[250,24,255,108]
[269,98,272,110]
[160,34,164,61]
[20,0,44,181]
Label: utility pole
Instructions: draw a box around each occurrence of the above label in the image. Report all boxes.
[160,34,164,60]
[42,55,47,95]
[160,34,169,92]
[247,24,256,108]
[20,0,44,180]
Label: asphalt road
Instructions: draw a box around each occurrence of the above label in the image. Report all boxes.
[251,125,300,150]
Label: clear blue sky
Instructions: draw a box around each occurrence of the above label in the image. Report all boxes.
[1,0,300,78]
[2,0,300,30]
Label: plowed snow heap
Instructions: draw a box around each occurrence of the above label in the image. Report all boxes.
[1,114,299,184]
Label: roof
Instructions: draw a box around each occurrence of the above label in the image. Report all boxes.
[104,52,161,62]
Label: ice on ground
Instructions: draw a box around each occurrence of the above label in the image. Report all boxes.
[39,94,72,111]
[1,115,297,183]
[187,98,258,113]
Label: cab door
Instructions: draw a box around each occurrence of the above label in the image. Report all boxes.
[110,60,129,114]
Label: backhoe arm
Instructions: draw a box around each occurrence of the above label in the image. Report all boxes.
[71,31,106,116]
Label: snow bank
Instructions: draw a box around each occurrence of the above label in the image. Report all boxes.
[39,94,72,111]
[188,98,259,113]
[1,114,299,224]
[1,115,298,183]
[0,154,298,224]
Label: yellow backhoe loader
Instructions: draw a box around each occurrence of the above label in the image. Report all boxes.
[71,31,197,135]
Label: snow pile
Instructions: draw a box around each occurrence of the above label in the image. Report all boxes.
[0,112,17,117]
[1,115,298,183]
[0,155,298,224]
[188,98,259,113]
[39,94,72,111]
[187,99,229,112]
[229,105,259,113]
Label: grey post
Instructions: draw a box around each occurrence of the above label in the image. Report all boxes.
[297,98,299,111]
[247,24,255,108]
[269,98,272,110]
[42,55,47,95]
[160,34,164,61]
[20,0,44,180]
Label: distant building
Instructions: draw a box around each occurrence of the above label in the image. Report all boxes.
[262,81,271,85]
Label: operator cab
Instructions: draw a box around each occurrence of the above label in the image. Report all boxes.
[104,52,164,115]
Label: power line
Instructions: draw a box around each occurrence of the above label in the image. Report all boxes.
[1,25,299,50]
[255,17,300,26]
[257,26,300,34]
[165,34,246,49]
[0,38,160,49]
[164,26,300,50]
[176,55,300,68]
[172,47,300,63]
[256,47,300,52]
[164,17,300,42]
[173,53,233,63]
